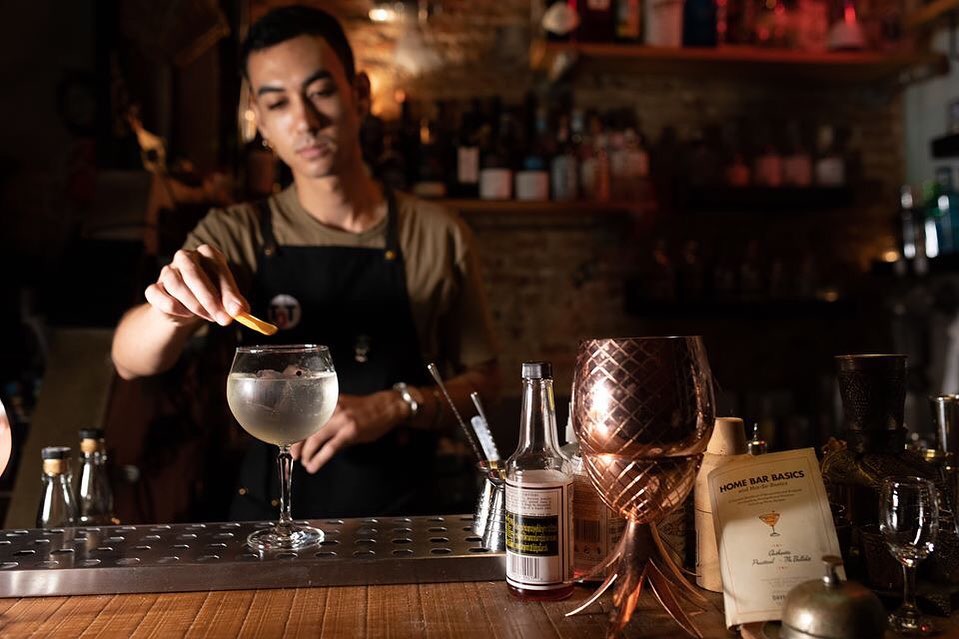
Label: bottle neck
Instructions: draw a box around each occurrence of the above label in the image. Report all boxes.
[517,377,561,455]
[43,459,69,476]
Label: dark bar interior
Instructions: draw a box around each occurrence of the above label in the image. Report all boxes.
[1,0,959,635]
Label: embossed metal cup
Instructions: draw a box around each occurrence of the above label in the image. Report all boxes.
[569,336,715,636]
[835,355,907,453]
[574,336,715,523]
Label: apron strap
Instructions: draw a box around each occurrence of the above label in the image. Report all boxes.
[255,198,279,257]
[383,188,401,259]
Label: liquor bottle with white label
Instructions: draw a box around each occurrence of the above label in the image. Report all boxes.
[560,408,627,581]
[505,362,574,600]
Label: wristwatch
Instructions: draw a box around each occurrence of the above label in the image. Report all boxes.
[392,382,419,419]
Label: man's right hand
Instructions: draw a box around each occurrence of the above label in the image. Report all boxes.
[144,244,249,326]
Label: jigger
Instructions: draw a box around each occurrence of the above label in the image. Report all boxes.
[483,481,506,551]
[472,460,506,551]
[472,465,496,537]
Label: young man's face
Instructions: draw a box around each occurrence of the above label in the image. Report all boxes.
[248,35,361,181]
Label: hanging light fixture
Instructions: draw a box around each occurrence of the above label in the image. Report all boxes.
[368,2,406,23]
[368,0,434,24]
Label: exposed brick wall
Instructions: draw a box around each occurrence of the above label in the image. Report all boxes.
[464,211,640,396]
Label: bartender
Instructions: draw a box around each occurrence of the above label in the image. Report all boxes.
[111,6,501,519]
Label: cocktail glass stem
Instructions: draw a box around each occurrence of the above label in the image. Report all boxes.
[277,444,293,538]
[890,562,935,634]
[903,564,917,613]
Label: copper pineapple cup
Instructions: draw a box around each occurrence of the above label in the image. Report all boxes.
[568,336,715,638]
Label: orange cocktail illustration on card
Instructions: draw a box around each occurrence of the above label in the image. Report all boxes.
[759,510,781,537]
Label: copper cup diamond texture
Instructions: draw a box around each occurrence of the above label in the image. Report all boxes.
[567,337,716,637]
[574,337,715,524]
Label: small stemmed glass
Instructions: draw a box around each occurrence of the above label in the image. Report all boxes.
[879,476,939,636]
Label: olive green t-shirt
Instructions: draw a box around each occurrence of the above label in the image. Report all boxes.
[184,185,499,371]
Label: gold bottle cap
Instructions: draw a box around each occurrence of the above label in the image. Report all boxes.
[79,429,105,454]
[41,446,71,476]
[42,459,68,475]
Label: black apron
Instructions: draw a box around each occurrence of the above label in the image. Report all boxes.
[229,189,437,520]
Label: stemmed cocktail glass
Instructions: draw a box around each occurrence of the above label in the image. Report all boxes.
[227,344,338,550]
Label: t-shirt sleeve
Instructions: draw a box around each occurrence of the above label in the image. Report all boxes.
[444,217,500,370]
[181,205,261,297]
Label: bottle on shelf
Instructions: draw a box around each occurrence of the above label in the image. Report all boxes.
[782,121,813,187]
[479,98,514,201]
[574,0,615,42]
[515,94,551,202]
[37,446,79,528]
[412,103,448,199]
[77,428,115,526]
[608,112,629,200]
[921,180,942,259]
[621,125,651,200]
[580,111,611,201]
[551,113,580,202]
[933,166,959,256]
[683,0,719,46]
[561,403,627,581]
[505,362,574,601]
[753,124,784,187]
[896,185,925,268]
[454,99,482,199]
[813,125,846,187]
[615,0,642,41]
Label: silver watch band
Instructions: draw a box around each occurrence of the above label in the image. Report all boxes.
[392,382,419,418]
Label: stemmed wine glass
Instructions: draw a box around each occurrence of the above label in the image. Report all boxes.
[227,344,338,550]
[879,476,939,636]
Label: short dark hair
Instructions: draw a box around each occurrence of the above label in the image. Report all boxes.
[240,6,356,82]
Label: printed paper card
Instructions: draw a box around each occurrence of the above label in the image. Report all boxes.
[707,448,841,628]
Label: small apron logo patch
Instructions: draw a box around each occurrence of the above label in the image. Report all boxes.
[267,294,301,330]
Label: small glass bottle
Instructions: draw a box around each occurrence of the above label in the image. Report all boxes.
[506,362,574,601]
[561,405,626,582]
[78,428,115,525]
[37,446,79,528]
[747,423,768,455]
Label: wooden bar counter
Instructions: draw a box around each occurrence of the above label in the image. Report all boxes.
[5,583,959,638]
[1,582,729,638]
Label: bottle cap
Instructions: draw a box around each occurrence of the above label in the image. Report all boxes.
[748,424,768,455]
[41,446,72,460]
[522,361,552,380]
[79,428,104,441]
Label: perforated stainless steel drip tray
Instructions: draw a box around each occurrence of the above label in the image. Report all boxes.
[0,515,505,597]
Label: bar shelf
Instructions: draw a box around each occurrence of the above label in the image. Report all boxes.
[530,42,948,85]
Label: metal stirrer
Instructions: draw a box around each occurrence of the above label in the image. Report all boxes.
[470,391,489,425]
[427,363,486,464]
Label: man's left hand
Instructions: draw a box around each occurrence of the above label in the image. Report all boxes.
[290,391,406,474]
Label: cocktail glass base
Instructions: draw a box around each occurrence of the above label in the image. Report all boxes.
[889,605,937,636]
[247,524,323,551]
